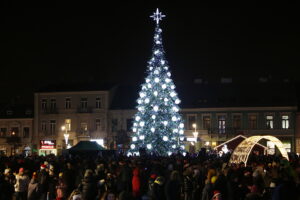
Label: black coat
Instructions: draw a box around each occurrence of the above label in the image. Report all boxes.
[165,180,181,200]
[79,176,97,200]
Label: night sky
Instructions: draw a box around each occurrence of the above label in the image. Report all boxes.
[1,2,299,104]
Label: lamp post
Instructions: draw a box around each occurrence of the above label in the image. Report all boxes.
[61,126,69,149]
[192,123,198,141]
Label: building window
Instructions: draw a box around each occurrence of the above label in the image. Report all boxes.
[50,120,56,135]
[187,115,197,130]
[218,116,226,134]
[126,118,134,132]
[41,99,47,110]
[65,119,71,131]
[203,116,211,129]
[65,98,71,109]
[96,119,101,131]
[282,115,289,129]
[11,127,19,136]
[0,128,7,137]
[111,119,118,132]
[50,99,56,109]
[249,115,257,129]
[41,121,47,132]
[266,115,274,129]
[23,127,30,138]
[96,97,101,109]
[81,123,88,131]
[233,115,241,129]
[80,98,88,109]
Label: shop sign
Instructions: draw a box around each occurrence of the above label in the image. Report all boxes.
[40,140,56,149]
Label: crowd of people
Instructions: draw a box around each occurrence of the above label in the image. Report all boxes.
[0,152,300,200]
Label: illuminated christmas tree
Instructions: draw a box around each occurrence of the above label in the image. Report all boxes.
[129,9,185,156]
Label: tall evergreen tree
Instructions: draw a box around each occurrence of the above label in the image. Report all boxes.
[129,9,185,156]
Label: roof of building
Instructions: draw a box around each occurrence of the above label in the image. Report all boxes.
[0,104,33,119]
[36,82,116,93]
[110,82,297,110]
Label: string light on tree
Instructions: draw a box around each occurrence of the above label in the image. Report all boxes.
[129,8,185,156]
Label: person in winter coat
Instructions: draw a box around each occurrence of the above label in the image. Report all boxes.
[0,168,15,200]
[56,172,67,200]
[151,176,165,200]
[15,168,30,200]
[78,169,97,200]
[132,168,140,198]
[183,167,193,200]
[165,170,181,200]
[28,172,40,200]
[37,164,49,200]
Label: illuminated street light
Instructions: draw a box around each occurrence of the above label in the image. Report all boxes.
[61,125,69,149]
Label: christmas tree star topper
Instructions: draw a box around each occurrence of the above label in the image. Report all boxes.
[150,8,166,25]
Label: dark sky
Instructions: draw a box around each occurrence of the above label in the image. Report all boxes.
[1,1,299,104]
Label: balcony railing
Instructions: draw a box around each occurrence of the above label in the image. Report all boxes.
[77,107,93,113]
[41,108,58,114]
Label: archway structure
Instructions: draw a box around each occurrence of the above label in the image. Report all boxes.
[229,135,289,165]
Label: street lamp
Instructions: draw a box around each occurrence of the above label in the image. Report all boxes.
[192,123,198,141]
[61,126,69,149]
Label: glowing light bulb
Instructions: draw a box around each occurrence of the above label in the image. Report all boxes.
[179,123,184,128]
[163,136,168,141]
[154,91,158,96]
[152,115,156,119]
[131,144,135,149]
[161,60,165,65]
[154,77,160,83]
[165,78,171,83]
[139,121,145,127]
[170,92,176,97]
[135,116,141,121]
[172,116,177,121]
[151,127,155,132]
[163,121,168,126]
[162,84,167,89]
[144,98,150,103]
[153,106,159,112]
[175,99,181,104]
[132,137,137,142]
[147,144,152,149]
[139,135,145,140]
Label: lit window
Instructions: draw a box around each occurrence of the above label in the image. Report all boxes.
[218,116,226,134]
[65,119,71,131]
[187,115,196,130]
[266,115,273,129]
[282,115,289,129]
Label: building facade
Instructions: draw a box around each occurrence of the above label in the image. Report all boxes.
[34,89,112,155]
[108,106,296,153]
[0,107,33,156]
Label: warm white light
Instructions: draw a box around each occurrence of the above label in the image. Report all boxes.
[135,116,141,121]
[147,144,152,149]
[139,92,146,98]
[167,72,171,77]
[139,135,145,140]
[163,136,168,141]
[149,67,153,71]
[172,116,177,121]
[172,145,176,149]
[175,99,180,104]
[154,50,160,54]
[164,98,168,102]
[182,152,187,156]
[147,83,152,88]
[133,128,137,132]
[165,78,171,83]
[162,84,167,89]
[154,70,159,74]
[151,127,155,132]
[161,60,165,65]
[163,121,168,126]
[180,137,184,141]
[171,85,175,89]
[156,41,161,44]
[153,105,159,112]
[146,79,150,83]
[205,141,210,146]
[179,123,184,128]
[132,137,137,142]
[152,115,156,119]
[167,152,172,156]
[154,91,158,96]
[181,145,185,150]
[172,106,179,112]
[138,106,144,111]
[137,99,142,104]
[139,121,145,127]
[154,77,160,83]
[131,144,135,149]
[170,92,176,97]
[144,98,150,103]
[179,130,184,135]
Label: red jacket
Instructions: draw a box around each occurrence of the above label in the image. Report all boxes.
[132,168,140,197]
